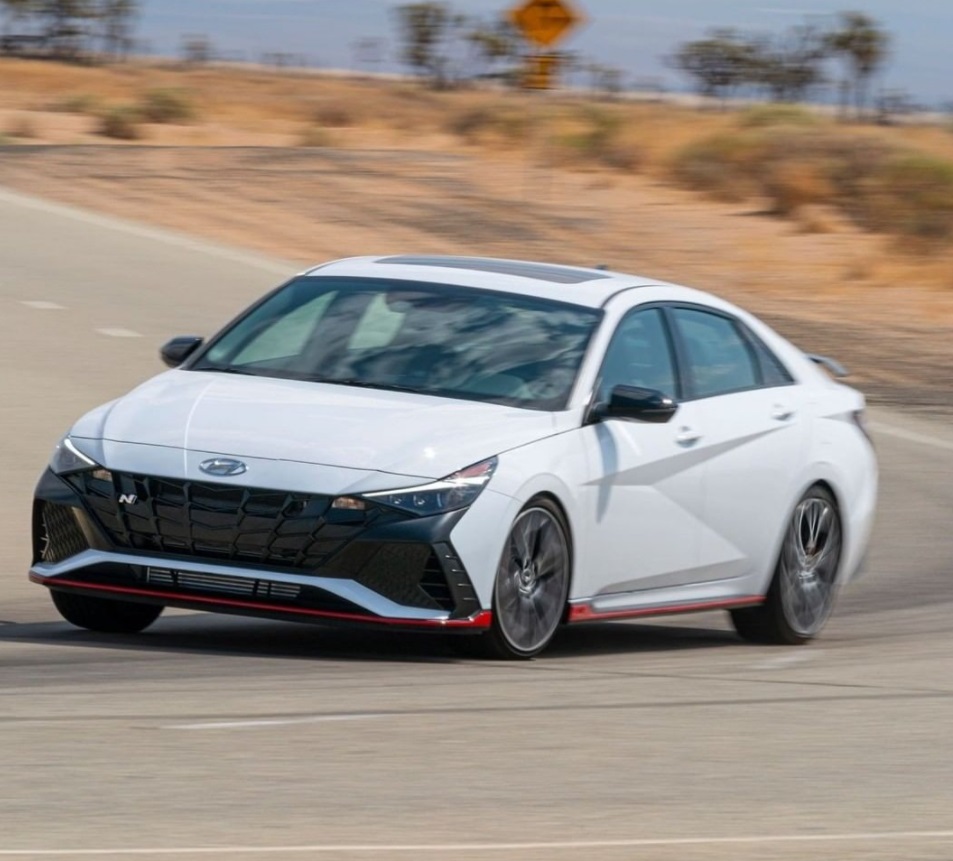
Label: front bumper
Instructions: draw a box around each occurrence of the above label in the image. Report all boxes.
[30,468,491,631]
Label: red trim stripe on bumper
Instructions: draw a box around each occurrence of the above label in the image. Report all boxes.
[31,574,493,630]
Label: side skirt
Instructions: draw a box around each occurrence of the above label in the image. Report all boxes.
[567,595,764,624]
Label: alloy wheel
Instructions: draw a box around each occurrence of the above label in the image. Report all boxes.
[494,506,570,655]
[778,495,842,637]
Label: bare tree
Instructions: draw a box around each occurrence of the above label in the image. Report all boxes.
[98,0,136,59]
[1,0,35,37]
[352,37,385,74]
[671,29,757,102]
[181,32,212,65]
[749,24,828,102]
[465,17,520,82]
[392,2,466,88]
[826,11,889,118]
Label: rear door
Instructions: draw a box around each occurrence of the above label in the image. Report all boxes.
[667,305,809,586]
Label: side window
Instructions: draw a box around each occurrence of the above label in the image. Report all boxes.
[671,307,758,399]
[597,308,677,402]
[744,328,795,387]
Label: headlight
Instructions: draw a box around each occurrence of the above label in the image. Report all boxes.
[355,457,498,516]
[49,436,100,475]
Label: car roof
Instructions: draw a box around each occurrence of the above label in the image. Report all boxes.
[301,255,678,308]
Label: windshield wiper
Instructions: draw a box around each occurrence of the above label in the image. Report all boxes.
[194,365,265,377]
[307,376,423,394]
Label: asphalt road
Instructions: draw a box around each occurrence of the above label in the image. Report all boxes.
[2,188,952,861]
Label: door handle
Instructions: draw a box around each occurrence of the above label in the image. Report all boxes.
[675,426,702,446]
[771,404,795,422]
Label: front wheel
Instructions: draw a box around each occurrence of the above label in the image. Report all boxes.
[51,590,164,633]
[471,499,572,660]
[731,486,843,645]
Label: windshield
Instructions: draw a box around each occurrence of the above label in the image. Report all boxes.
[191,277,603,411]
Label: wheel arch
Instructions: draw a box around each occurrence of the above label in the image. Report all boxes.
[521,490,576,614]
[758,473,847,598]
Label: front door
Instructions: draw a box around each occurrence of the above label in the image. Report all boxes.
[576,307,707,600]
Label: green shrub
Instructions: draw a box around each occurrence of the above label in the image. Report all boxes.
[671,122,953,244]
[138,88,195,124]
[447,105,528,145]
[448,106,496,140]
[550,107,642,172]
[865,154,953,240]
[298,125,333,147]
[738,104,820,128]
[97,105,142,140]
[49,93,100,114]
[312,102,357,127]
[5,115,38,139]
[670,131,766,200]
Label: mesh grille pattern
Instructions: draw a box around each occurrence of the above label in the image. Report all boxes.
[65,471,456,612]
[68,471,392,571]
[41,502,90,564]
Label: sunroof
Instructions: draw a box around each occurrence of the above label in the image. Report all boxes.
[378,255,611,284]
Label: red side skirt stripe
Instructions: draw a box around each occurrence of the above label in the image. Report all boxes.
[567,595,763,623]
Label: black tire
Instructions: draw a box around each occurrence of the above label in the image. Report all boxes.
[51,590,163,634]
[730,485,842,645]
[465,498,572,660]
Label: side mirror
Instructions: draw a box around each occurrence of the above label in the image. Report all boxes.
[160,336,204,368]
[594,385,678,424]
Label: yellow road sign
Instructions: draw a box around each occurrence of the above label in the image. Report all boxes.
[509,0,583,48]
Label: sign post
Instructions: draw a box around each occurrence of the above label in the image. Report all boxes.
[508,0,584,90]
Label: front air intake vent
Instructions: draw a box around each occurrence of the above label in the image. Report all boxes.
[145,567,302,601]
[38,502,89,564]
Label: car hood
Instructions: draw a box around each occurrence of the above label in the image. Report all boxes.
[71,370,561,481]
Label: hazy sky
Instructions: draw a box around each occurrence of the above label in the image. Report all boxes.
[137,1,953,104]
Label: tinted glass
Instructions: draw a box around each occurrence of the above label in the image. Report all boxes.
[597,308,677,402]
[193,277,602,411]
[672,307,758,398]
[746,329,794,387]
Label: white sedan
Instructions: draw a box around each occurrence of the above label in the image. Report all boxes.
[31,256,877,658]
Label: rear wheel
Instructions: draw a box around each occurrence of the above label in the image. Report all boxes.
[468,499,571,660]
[731,486,842,645]
[51,590,163,634]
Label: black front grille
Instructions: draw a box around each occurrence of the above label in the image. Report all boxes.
[39,502,90,564]
[67,471,399,571]
[145,567,302,601]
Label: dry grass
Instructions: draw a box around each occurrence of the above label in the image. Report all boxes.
[5,56,953,251]
[671,112,953,243]
[4,113,39,139]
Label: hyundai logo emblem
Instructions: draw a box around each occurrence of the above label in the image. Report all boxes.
[199,457,247,477]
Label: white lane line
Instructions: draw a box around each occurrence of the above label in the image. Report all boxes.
[96,327,142,338]
[869,421,953,453]
[20,300,65,310]
[3,830,953,855]
[167,714,388,730]
[0,185,296,277]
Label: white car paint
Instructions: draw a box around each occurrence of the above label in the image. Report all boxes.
[71,371,559,487]
[37,255,878,634]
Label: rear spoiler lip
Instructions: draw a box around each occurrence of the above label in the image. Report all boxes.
[806,353,849,378]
